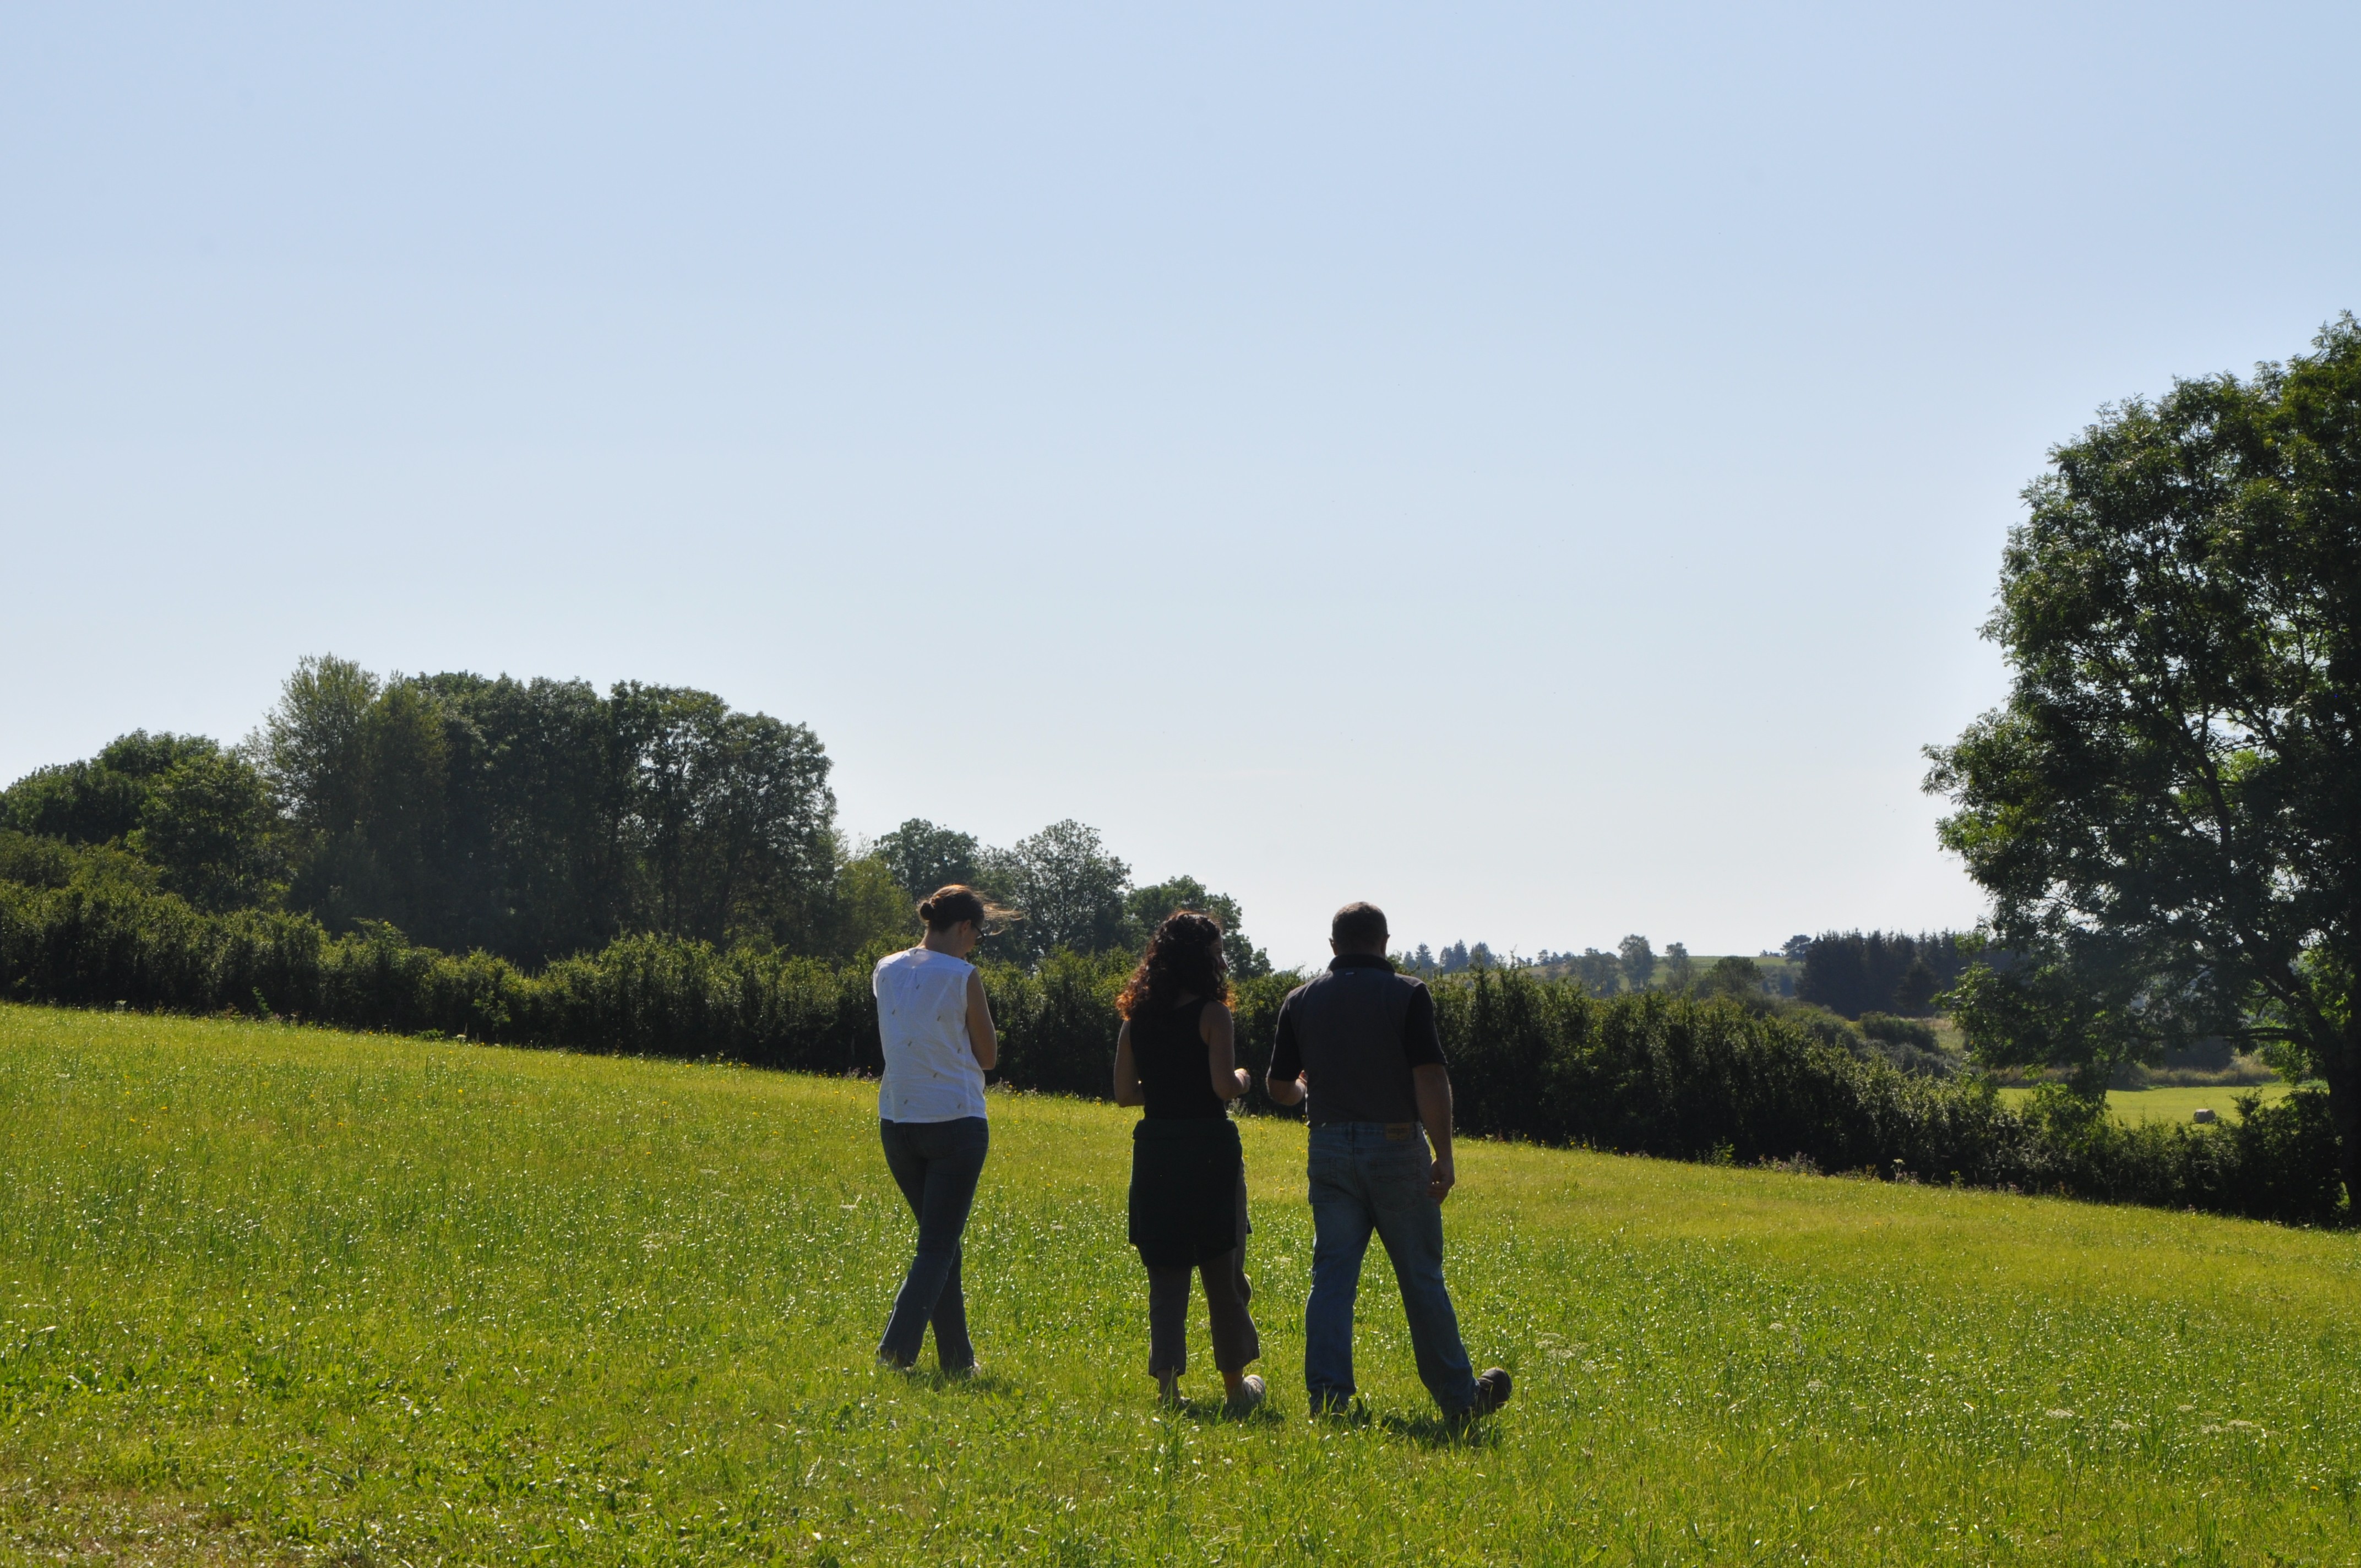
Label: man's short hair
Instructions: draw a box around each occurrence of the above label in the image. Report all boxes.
[1331,902,1389,951]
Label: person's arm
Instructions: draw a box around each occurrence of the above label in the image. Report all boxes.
[1265,996,1306,1107]
[1201,1001,1250,1102]
[1113,1020,1145,1107]
[1414,1063,1455,1202]
[965,969,998,1072]
[1402,982,1452,1200]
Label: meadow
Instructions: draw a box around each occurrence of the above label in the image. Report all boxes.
[1998,1084,2297,1126]
[3,1003,2359,1565]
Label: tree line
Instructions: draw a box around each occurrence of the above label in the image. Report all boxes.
[0,656,1267,974]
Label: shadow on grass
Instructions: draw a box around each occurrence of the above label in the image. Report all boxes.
[888,1364,1017,1397]
[1377,1408,1504,1449]
[1172,1392,1286,1429]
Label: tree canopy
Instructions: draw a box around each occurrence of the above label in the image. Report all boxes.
[1927,314,2361,1196]
[2,658,1270,974]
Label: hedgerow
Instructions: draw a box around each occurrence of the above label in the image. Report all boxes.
[0,882,2338,1224]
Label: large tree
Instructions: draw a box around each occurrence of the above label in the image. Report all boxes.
[984,819,1131,961]
[1927,315,2361,1198]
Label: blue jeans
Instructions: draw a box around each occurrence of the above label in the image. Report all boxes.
[878,1117,989,1369]
[1303,1122,1477,1414]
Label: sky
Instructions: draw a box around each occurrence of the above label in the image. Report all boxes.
[3,3,2356,969]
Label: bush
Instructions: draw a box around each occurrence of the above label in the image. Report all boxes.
[1859,1012,1939,1052]
[0,883,2340,1226]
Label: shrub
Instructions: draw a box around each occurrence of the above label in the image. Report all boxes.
[1859,1012,1939,1052]
[0,883,2340,1226]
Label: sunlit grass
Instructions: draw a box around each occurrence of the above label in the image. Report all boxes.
[1998,1081,2293,1125]
[3,1001,2359,1564]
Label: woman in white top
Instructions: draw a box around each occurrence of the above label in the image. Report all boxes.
[872,885,1002,1371]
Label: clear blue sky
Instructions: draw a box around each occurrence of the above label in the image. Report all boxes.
[4,3,2355,968]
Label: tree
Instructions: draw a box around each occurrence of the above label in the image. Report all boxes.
[417,672,630,964]
[611,684,836,951]
[1781,934,1813,962]
[1574,948,1622,997]
[990,820,1131,961]
[875,819,981,901]
[261,655,380,843]
[1797,930,1974,1019]
[134,745,281,911]
[1663,942,1695,991]
[1618,935,1656,990]
[1122,874,1271,978]
[1701,955,1765,1000]
[1926,315,2361,1197]
[831,852,920,956]
[1,731,214,846]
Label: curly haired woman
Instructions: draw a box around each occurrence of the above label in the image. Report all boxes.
[1112,910,1265,1411]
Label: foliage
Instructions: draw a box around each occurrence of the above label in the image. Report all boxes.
[829,853,920,956]
[4,660,1271,973]
[1572,947,1623,997]
[1927,315,2361,1195]
[1120,874,1271,978]
[6,1006,2359,1565]
[1796,930,1975,1019]
[978,819,1131,961]
[1618,934,1655,989]
[1429,971,2338,1222]
[0,732,280,912]
[1698,955,1766,1000]
[872,818,982,902]
[1857,1012,1939,1053]
[129,744,282,911]
[0,730,213,845]
[0,884,2337,1224]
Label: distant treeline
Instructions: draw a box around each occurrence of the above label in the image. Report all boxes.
[0,879,2337,1226]
[1411,931,1984,1023]
[0,656,1267,975]
[1797,930,1982,1019]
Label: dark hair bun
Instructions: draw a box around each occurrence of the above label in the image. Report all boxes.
[918,885,991,932]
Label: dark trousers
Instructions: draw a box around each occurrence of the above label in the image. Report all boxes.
[1146,1173,1260,1378]
[877,1117,988,1369]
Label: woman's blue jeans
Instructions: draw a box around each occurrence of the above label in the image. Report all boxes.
[1303,1121,1478,1414]
[878,1117,989,1369]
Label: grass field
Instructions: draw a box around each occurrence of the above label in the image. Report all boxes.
[1998,1082,2295,1125]
[4,1004,2360,1565]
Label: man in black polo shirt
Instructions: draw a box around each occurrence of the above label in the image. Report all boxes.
[1266,901,1510,1419]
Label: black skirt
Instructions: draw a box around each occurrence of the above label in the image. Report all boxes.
[1128,1118,1243,1270]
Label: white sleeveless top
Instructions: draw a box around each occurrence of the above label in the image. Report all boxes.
[873,946,989,1123]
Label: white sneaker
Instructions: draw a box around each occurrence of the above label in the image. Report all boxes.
[1227,1374,1267,1413]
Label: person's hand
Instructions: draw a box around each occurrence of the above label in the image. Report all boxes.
[1233,1067,1252,1096]
[1428,1153,1456,1204]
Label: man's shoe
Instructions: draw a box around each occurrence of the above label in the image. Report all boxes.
[1472,1366,1513,1415]
[1226,1374,1267,1414]
[1305,1389,1353,1420]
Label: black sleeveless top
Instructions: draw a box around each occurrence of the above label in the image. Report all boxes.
[1131,996,1226,1120]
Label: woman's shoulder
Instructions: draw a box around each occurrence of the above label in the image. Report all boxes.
[876,946,973,977]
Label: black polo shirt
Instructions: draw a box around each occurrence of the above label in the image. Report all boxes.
[1267,953,1446,1125]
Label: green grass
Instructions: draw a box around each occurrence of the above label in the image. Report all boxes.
[1998,1082,2294,1125]
[4,1003,2360,1565]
